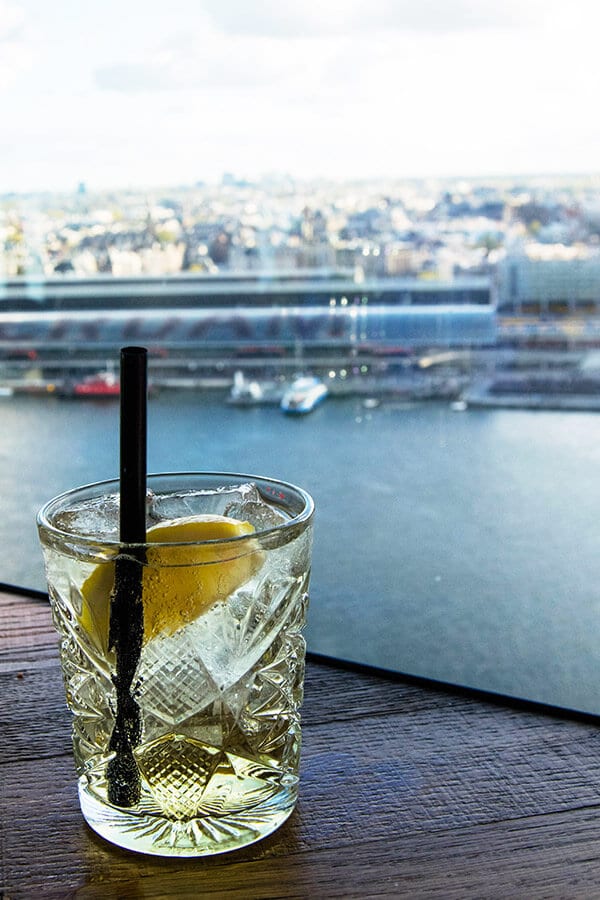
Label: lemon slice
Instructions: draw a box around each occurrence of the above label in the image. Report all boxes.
[79,514,264,648]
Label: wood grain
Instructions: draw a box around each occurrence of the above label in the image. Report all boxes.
[3,589,600,898]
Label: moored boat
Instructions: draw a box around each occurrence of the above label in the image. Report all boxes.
[228,370,284,406]
[280,376,328,414]
[70,370,120,398]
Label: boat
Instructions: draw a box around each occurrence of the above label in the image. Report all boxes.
[228,370,284,406]
[450,399,468,412]
[280,376,328,414]
[363,397,380,409]
[71,370,120,398]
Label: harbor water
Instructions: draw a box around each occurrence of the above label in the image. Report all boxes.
[3,390,600,716]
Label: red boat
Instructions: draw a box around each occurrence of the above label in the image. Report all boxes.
[72,370,120,397]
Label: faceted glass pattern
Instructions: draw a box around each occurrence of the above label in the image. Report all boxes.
[39,474,313,856]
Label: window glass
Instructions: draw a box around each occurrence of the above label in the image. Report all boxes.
[3,1,600,715]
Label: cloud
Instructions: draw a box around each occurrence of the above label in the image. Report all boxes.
[0,0,24,40]
[92,0,552,97]
[198,0,539,38]
[95,32,316,93]
[0,2,33,90]
[95,62,167,92]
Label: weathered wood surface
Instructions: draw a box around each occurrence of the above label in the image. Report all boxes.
[3,589,600,898]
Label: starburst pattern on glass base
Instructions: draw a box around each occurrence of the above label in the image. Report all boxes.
[79,777,298,857]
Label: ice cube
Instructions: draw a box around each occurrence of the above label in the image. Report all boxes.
[223,487,288,532]
[192,571,302,691]
[53,494,120,540]
[134,626,220,726]
[147,483,261,522]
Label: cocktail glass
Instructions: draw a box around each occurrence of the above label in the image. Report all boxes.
[37,472,314,857]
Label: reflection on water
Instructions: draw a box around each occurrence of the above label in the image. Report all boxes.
[4,391,600,715]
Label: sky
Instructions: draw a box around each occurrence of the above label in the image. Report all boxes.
[1,0,600,193]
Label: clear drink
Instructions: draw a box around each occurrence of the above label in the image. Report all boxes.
[37,473,314,857]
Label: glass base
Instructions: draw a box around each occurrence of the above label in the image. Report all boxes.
[79,778,297,857]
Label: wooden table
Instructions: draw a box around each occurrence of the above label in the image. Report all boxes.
[3,586,600,898]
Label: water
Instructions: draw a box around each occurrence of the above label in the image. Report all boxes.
[4,390,600,715]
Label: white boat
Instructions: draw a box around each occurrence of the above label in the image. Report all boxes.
[228,370,283,405]
[363,397,380,409]
[281,376,328,414]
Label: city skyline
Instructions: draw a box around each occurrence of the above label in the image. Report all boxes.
[1,0,600,193]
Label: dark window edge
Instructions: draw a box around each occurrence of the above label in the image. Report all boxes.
[4,581,599,727]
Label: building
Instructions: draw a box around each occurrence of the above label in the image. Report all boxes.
[497,245,600,316]
[0,273,495,355]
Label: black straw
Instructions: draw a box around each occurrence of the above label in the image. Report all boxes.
[106,346,148,807]
[119,346,147,543]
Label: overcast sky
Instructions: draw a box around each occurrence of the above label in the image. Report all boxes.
[1,0,599,193]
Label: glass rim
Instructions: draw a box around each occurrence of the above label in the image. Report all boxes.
[37,471,314,549]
